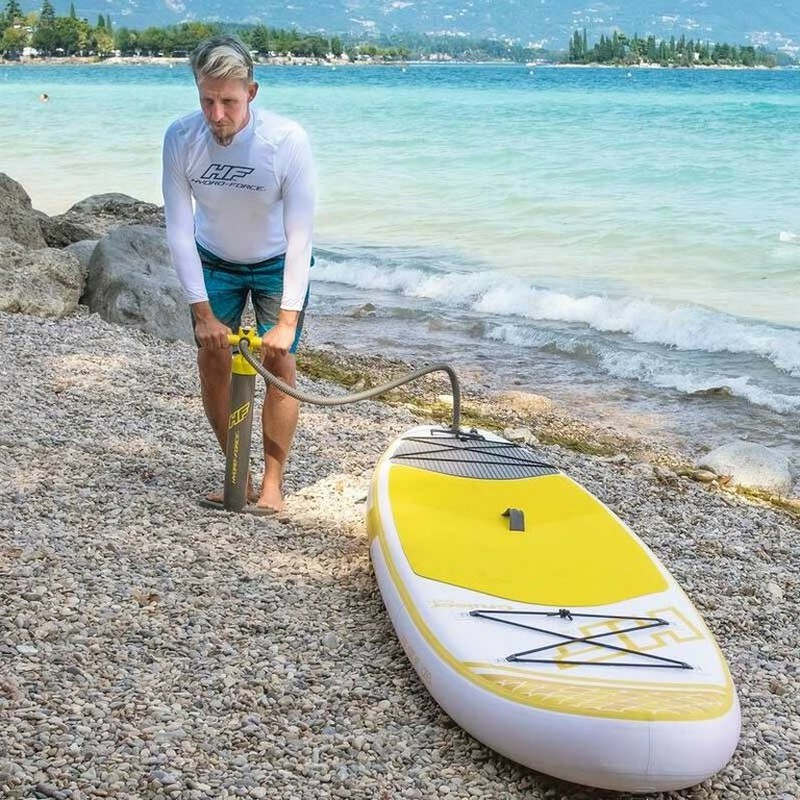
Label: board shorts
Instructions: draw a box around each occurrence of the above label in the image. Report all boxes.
[193,242,312,354]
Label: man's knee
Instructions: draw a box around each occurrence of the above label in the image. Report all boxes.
[263,353,296,383]
[198,347,232,386]
[263,354,297,401]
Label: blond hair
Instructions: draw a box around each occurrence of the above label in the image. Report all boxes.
[190,34,253,83]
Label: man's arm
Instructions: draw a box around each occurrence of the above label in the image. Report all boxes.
[261,126,316,356]
[162,125,230,348]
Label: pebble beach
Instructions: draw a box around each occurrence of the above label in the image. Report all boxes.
[1,307,798,800]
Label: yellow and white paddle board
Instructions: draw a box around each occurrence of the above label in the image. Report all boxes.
[367,425,740,793]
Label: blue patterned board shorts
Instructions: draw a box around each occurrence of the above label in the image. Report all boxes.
[193,242,311,354]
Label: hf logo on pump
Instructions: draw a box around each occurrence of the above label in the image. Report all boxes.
[229,402,250,429]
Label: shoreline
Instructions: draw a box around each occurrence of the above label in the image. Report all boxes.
[0,306,798,798]
[1,171,795,510]
[296,335,800,519]
[1,55,790,70]
[0,172,795,505]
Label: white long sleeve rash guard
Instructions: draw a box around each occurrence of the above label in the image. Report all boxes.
[162,107,316,311]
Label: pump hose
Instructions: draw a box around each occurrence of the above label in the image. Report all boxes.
[238,340,461,432]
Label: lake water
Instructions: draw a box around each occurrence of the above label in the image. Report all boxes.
[2,62,799,465]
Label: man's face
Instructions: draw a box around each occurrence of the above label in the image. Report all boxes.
[197,75,258,146]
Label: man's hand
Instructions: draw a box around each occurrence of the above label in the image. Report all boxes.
[260,310,300,359]
[191,301,231,348]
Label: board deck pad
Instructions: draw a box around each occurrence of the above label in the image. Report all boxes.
[387,455,668,607]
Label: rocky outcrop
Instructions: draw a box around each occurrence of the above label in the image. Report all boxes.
[81,225,192,343]
[36,210,98,249]
[60,193,165,238]
[0,174,47,249]
[0,176,183,343]
[0,175,164,251]
[0,237,84,318]
[696,441,794,495]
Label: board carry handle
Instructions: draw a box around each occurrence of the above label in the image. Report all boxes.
[502,507,525,532]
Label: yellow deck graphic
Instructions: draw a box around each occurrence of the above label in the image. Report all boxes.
[473,669,733,721]
[388,466,668,606]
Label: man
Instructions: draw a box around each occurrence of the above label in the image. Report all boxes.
[162,34,316,513]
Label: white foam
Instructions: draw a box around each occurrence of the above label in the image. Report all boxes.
[488,324,800,413]
[487,324,587,355]
[779,231,799,244]
[314,259,497,302]
[313,259,800,377]
[600,351,800,414]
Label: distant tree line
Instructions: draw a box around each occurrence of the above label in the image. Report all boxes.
[366,32,548,63]
[1,0,112,56]
[117,24,347,60]
[0,2,381,59]
[1,3,792,67]
[567,28,786,68]
[0,1,553,62]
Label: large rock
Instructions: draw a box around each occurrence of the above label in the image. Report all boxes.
[0,237,84,318]
[61,193,165,238]
[696,441,794,495]
[81,225,192,343]
[0,173,47,248]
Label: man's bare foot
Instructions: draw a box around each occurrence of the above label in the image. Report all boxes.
[256,482,284,513]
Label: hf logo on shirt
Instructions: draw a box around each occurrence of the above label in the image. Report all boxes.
[200,164,255,181]
[192,164,265,191]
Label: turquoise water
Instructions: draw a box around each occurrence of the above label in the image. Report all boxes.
[2,63,799,462]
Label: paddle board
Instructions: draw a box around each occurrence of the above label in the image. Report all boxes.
[367,425,740,793]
